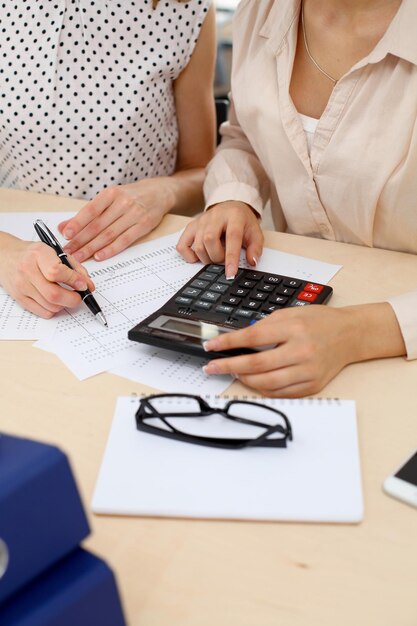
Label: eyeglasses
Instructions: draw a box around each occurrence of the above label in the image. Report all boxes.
[135,394,293,449]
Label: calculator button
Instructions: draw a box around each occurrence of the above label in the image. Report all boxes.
[207,265,224,274]
[245,300,261,310]
[297,291,317,302]
[190,279,210,290]
[269,295,289,305]
[194,300,213,310]
[231,288,249,297]
[239,280,256,289]
[265,276,282,284]
[223,296,241,306]
[263,304,283,313]
[210,283,229,294]
[290,300,312,307]
[235,308,254,319]
[254,312,269,320]
[283,278,302,288]
[252,291,268,301]
[175,296,193,305]
[215,304,234,315]
[245,271,263,280]
[276,286,295,296]
[217,274,235,285]
[201,291,221,302]
[199,272,219,281]
[258,283,275,292]
[304,282,324,294]
[182,287,202,297]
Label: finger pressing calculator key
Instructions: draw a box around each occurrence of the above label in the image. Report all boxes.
[128,264,333,359]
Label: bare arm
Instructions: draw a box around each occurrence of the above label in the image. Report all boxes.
[166,2,217,214]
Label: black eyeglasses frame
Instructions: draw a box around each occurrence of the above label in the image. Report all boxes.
[135,393,293,450]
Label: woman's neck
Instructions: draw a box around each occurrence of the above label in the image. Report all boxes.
[307,0,402,24]
[304,0,402,42]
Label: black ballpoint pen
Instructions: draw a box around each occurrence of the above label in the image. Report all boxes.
[33,219,108,327]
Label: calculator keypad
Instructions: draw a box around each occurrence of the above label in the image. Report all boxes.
[172,264,332,328]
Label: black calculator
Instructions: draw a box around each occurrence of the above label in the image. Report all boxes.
[128,264,333,358]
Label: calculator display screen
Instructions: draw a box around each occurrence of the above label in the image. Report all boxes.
[161,318,226,340]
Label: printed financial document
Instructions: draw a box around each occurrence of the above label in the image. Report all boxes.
[0,212,341,394]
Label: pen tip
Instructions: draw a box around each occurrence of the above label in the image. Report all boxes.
[96,312,108,327]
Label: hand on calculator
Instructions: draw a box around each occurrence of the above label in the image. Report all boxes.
[176,201,263,279]
[202,305,357,398]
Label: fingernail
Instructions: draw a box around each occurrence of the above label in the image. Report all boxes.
[75,280,87,290]
[63,229,74,239]
[203,363,220,375]
[252,256,258,266]
[63,246,72,255]
[73,251,84,262]
[95,251,105,261]
[203,339,219,351]
[226,264,235,280]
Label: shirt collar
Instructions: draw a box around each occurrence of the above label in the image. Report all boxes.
[258,0,417,68]
[258,0,300,55]
[366,0,417,68]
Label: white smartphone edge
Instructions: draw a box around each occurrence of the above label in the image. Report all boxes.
[383,449,417,508]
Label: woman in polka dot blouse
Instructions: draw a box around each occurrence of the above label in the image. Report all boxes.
[0,0,215,319]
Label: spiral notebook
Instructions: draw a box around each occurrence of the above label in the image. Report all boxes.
[92,396,363,523]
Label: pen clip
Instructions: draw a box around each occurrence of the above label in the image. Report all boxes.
[34,219,63,252]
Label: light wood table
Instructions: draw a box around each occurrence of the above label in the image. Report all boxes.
[1,188,417,626]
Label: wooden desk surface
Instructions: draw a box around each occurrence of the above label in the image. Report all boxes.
[1,188,416,626]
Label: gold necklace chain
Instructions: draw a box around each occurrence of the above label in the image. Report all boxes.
[301,1,338,84]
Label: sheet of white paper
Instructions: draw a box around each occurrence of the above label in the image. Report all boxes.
[0,212,75,244]
[1,212,341,391]
[0,296,59,340]
[37,231,340,385]
[92,396,363,523]
[35,232,203,379]
[0,212,74,339]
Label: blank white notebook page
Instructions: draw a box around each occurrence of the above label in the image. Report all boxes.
[92,396,363,523]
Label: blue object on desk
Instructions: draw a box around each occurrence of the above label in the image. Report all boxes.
[0,434,90,605]
[0,548,126,626]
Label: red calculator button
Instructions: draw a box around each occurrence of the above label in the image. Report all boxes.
[297,291,318,302]
[304,283,324,294]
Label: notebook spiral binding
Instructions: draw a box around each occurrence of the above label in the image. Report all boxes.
[129,392,341,405]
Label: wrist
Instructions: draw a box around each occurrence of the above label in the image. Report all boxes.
[0,232,25,286]
[340,303,406,364]
[206,200,260,219]
[127,177,176,216]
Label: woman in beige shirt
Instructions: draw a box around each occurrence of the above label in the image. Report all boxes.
[177,0,417,397]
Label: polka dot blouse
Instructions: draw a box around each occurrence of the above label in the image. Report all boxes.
[0,0,210,199]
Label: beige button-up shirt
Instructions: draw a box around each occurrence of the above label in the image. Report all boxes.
[205,0,417,358]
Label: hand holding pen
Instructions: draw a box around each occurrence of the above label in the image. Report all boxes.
[33,220,108,326]
[0,227,96,320]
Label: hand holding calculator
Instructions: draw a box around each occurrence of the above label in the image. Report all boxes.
[128,264,333,358]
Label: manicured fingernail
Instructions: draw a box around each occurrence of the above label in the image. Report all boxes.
[75,280,87,290]
[95,251,105,261]
[63,229,74,239]
[203,339,219,351]
[73,251,84,262]
[226,264,235,280]
[252,256,258,266]
[203,363,220,375]
[63,246,72,254]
